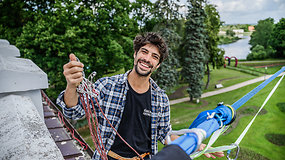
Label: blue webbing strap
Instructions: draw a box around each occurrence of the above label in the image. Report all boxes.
[232,66,285,110]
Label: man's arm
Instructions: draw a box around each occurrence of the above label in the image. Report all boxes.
[63,54,84,108]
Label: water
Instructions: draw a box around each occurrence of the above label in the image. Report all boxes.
[219,36,251,60]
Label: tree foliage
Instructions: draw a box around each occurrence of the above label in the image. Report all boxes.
[148,0,183,31]
[0,0,226,100]
[0,0,55,44]
[152,28,181,92]
[246,45,267,60]
[149,0,182,92]
[270,18,285,58]
[131,0,153,31]
[182,0,207,101]
[204,3,224,89]
[249,18,274,49]
[247,17,285,60]
[15,0,138,99]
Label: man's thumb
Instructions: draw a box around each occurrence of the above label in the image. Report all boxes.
[69,54,77,61]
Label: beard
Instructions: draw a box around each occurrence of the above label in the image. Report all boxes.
[134,59,153,77]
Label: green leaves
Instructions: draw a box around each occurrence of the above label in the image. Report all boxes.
[248,17,285,60]
[13,0,138,99]
[250,18,274,50]
[270,18,285,58]
[152,28,181,92]
[182,0,207,101]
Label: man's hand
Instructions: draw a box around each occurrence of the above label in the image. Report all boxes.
[63,54,84,88]
[63,54,84,107]
[199,143,224,159]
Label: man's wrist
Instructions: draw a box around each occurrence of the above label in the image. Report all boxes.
[64,85,79,108]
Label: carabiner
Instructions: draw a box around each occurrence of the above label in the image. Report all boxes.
[226,144,240,160]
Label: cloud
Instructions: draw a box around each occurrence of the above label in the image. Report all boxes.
[209,0,285,24]
[149,0,284,24]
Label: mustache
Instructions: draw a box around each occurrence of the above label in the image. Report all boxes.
[138,59,153,68]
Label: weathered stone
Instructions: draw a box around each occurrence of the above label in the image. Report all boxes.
[0,95,64,160]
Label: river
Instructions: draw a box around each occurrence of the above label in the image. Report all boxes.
[219,36,251,60]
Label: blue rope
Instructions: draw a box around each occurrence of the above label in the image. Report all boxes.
[232,66,285,110]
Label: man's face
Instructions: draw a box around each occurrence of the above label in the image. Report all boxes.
[133,43,161,77]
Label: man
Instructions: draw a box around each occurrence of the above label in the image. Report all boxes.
[57,32,223,159]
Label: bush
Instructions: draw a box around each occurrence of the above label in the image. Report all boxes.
[265,134,285,146]
[276,103,285,113]
[247,45,268,60]
[226,29,235,37]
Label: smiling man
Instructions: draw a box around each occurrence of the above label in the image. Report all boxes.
[57,32,173,160]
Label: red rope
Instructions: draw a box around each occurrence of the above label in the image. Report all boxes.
[58,112,88,150]
[42,93,88,150]
[80,94,108,160]
[79,89,144,160]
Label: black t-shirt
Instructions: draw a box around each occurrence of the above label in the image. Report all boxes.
[109,81,152,159]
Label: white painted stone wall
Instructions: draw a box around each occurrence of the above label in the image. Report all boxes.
[0,39,48,119]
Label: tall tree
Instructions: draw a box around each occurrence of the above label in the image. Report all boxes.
[182,0,207,102]
[152,28,181,92]
[249,18,274,50]
[204,3,224,89]
[149,0,183,31]
[149,0,182,92]
[270,18,285,58]
[131,0,153,31]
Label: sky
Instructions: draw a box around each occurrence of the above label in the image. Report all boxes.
[208,0,285,24]
[153,0,285,24]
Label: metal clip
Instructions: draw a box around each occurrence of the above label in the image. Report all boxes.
[226,144,240,160]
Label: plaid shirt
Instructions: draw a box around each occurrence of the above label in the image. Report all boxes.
[56,71,171,160]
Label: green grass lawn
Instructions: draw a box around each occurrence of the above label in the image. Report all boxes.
[169,77,285,160]
[202,67,258,92]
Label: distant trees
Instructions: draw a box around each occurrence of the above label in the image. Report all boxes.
[152,28,181,92]
[247,17,285,60]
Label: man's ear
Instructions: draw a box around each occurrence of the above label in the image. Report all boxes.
[133,52,136,59]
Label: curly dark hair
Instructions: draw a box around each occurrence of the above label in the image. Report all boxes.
[133,32,168,64]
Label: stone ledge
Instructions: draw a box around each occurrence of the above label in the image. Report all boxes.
[0,95,64,160]
[0,56,48,93]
